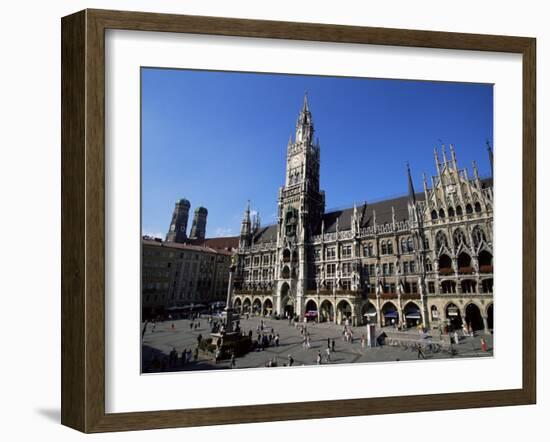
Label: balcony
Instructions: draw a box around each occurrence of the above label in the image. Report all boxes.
[438,267,454,276]
[458,266,475,275]
[479,264,493,274]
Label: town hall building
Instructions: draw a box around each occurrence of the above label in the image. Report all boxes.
[232,94,494,333]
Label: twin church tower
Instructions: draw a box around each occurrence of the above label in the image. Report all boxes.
[166,199,208,243]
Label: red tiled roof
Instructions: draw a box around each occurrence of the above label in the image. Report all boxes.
[188,236,239,251]
[142,238,232,255]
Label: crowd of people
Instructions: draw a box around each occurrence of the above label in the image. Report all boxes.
[142,310,491,372]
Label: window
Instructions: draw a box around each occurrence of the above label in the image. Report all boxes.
[326,264,336,277]
[388,263,394,275]
[435,231,448,249]
[423,237,430,250]
[263,255,270,265]
[382,263,389,275]
[428,281,435,293]
[314,248,321,261]
[342,262,351,276]
[454,228,468,248]
[409,261,415,273]
[474,202,482,213]
[439,208,445,219]
[341,245,352,258]
[466,204,473,214]
[341,280,351,290]
[325,247,336,260]
[363,242,374,257]
[456,205,463,216]
[253,256,260,266]
[381,241,387,255]
[403,262,409,274]
[431,210,438,220]
[387,241,394,254]
[472,226,487,248]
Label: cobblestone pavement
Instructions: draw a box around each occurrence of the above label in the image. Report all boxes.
[142,315,493,373]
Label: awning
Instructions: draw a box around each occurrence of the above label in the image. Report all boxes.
[405,313,421,319]
[447,306,459,317]
[363,312,377,317]
[384,311,398,318]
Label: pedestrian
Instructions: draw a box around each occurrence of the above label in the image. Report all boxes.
[288,355,294,366]
[190,322,193,330]
[480,337,488,352]
[325,347,331,363]
[417,345,426,360]
[141,321,148,339]
[331,339,335,352]
[316,351,322,365]
[361,334,365,349]
[169,347,177,367]
[327,337,331,348]
[214,348,221,364]
[453,331,460,345]
[275,333,280,346]
[230,352,236,368]
[181,349,187,366]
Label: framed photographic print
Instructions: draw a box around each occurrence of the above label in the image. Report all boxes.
[61,9,536,433]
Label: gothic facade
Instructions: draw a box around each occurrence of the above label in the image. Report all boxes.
[233,95,494,332]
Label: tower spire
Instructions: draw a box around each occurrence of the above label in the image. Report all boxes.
[303,90,309,112]
[407,162,416,204]
[434,146,441,177]
[487,139,494,177]
[240,200,251,239]
[296,92,314,143]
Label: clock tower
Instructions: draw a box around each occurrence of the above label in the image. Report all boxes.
[276,93,325,317]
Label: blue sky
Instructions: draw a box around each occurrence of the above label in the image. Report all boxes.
[141,68,493,239]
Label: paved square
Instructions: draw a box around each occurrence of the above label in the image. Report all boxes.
[142,315,493,372]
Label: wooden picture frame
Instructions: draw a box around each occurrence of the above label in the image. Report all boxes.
[61,8,536,433]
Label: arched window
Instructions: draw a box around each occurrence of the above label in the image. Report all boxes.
[407,237,414,252]
[453,228,468,248]
[472,226,487,248]
[456,205,463,216]
[387,241,394,254]
[466,204,473,214]
[400,238,407,254]
[439,208,445,219]
[448,207,455,218]
[381,241,387,255]
[474,202,482,213]
[435,231,448,250]
[431,210,438,220]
